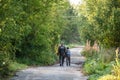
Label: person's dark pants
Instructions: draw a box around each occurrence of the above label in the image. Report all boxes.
[66,56,70,66]
[59,55,65,66]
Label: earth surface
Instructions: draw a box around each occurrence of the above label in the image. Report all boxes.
[11,47,88,80]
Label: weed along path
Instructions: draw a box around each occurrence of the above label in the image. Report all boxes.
[11,47,88,80]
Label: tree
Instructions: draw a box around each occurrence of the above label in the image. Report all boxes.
[0,0,69,77]
[78,0,120,47]
[61,6,81,44]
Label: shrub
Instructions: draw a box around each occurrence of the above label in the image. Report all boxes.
[83,59,110,74]
[0,51,10,78]
[98,62,120,80]
[82,41,116,80]
[98,74,117,80]
[96,48,120,80]
[16,51,58,66]
[81,49,98,58]
[83,59,113,80]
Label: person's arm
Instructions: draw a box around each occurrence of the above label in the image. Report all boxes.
[57,46,60,55]
[69,50,71,55]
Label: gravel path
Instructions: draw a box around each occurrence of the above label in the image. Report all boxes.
[11,47,88,80]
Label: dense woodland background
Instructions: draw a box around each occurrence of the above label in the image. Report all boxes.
[0,0,120,80]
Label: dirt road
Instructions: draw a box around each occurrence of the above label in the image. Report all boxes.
[11,47,88,80]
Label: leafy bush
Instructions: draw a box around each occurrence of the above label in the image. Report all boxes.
[98,61,120,80]
[82,47,115,80]
[98,49,120,80]
[16,51,58,66]
[0,0,67,78]
[83,59,114,80]
[9,62,28,71]
[0,51,10,78]
[98,74,117,80]
[81,49,98,58]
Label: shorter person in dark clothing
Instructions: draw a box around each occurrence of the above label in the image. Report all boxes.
[66,47,71,66]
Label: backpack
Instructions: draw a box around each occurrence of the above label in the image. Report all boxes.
[59,46,65,56]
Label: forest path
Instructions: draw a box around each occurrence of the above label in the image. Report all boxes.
[11,47,88,80]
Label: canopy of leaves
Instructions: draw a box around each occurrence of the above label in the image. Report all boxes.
[0,0,69,77]
[61,6,81,44]
[78,0,120,47]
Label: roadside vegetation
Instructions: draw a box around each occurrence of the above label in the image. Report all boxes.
[82,41,120,80]
[0,0,120,80]
[77,0,120,80]
[0,0,67,79]
[0,0,81,79]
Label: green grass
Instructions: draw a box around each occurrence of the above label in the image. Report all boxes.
[9,61,28,71]
[0,61,28,80]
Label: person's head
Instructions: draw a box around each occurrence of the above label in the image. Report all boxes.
[67,47,69,49]
[61,43,64,46]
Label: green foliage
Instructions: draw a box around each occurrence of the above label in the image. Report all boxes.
[98,50,120,80]
[0,0,69,78]
[78,1,120,79]
[61,6,81,44]
[84,59,114,80]
[17,52,58,66]
[0,61,28,79]
[0,51,10,78]
[82,48,116,80]
[82,49,98,58]
[9,62,28,71]
[78,0,120,48]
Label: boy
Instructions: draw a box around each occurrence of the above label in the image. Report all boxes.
[66,47,71,66]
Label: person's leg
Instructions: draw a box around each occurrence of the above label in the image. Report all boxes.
[66,57,68,66]
[59,55,62,66]
[59,55,60,63]
[69,56,71,66]
[62,56,65,66]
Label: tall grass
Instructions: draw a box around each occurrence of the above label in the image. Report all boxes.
[82,40,116,80]
[82,40,115,63]
[98,47,120,80]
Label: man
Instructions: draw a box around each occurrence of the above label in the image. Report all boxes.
[58,43,66,66]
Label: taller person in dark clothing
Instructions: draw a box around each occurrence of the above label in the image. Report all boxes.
[58,44,66,66]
